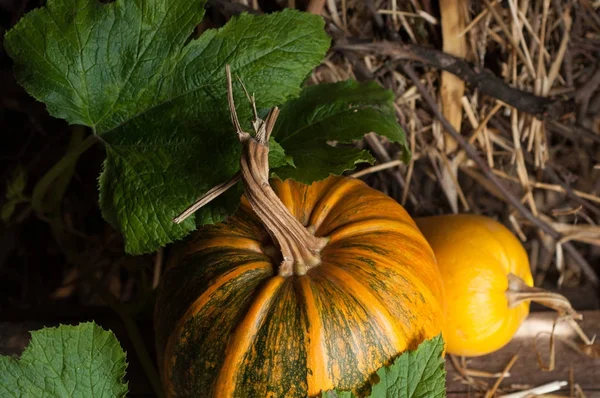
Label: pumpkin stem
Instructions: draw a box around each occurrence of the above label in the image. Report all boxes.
[505,273,592,345]
[506,273,580,318]
[226,65,328,277]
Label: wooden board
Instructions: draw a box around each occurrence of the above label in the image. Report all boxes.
[446,310,600,397]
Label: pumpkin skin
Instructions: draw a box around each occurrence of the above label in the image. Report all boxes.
[155,175,445,398]
[415,214,533,357]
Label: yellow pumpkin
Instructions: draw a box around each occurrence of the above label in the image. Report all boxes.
[415,214,533,357]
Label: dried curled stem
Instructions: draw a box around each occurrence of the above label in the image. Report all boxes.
[506,273,593,371]
[225,65,328,277]
[506,273,581,320]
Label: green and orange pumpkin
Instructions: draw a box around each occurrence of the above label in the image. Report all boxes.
[154,103,445,397]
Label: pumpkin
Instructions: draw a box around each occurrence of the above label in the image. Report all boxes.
[415,214,582,357]
[155,175,445,397]
[154,82,445,397]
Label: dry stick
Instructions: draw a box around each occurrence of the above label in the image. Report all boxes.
[464,369,511,379]
[172,173,241,224]
[363,132,419,206]
[377,9,438,25]
[401,102,417,206]
[506,273,583,322]
[484,354,518,398]
[534,319,559,371]
[545,165,600,217]
[574,63,600,124]
[335,42,571,121]
[488,118,600,213]
[570,366,575,398]
[447,354,488,391]
[575,383,588,398]
[467,102,503,145]
[398,61,599,286]
[506,0,536,78]
[350,160,403,178]
[457,0,497,37]
[547,120,600,145]
[306,0,326,15]
[498,381,568,398]
[483,0,535,76]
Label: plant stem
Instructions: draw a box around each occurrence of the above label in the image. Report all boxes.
[32,129,98,214]
[226,65,328,277]
[506,273,592,345]
[506,273,580,319]
[82,273,165,398]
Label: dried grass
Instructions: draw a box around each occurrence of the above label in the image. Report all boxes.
[308,0,600,291]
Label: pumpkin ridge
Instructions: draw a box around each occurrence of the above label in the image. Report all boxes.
[326,218,424,245]
[296,276,332,396]
[162,261,272,394]
[317,266,407,360]
[271,177,297,219]
[308,177,361,232]
[213,276,286,397]
[183,237,265,257]
[318,198,407,234]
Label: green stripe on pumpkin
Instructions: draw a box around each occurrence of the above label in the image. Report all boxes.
[233,278,309,397]
[168,265,272,396]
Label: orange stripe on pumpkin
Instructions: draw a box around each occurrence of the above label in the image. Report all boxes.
[186,237,264,255]
[309,178,359,232]
[163,261,271,397]
[213,276,285,398]
[298,276,333,396]
[326,218,421,245]
[272,178,296,218]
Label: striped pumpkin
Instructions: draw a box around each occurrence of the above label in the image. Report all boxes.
[155,175,445,397]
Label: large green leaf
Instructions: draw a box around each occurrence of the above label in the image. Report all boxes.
[5,1,329,254]
[271,80,408,183]
[0,322,127,397]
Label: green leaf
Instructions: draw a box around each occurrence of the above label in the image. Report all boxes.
[5,1,329,254]
[271,80,408,183]
[32,127,93,215]
[370,334,446,398]
[268,137,295,169]
[322,335,446,398]
[0,322,128,397]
